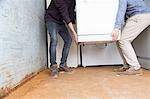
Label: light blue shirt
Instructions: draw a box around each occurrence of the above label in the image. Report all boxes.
[115,0,150,29]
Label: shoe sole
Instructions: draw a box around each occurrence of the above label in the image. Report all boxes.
[59,70,75,74]
[52,75,58,79]
[113,68,129,72]
[59,71,65,74]
[116,71,143,76]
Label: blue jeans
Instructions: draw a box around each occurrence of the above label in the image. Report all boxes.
[46,21,72,67]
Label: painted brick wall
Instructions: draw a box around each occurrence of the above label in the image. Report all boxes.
[0,0,47,96]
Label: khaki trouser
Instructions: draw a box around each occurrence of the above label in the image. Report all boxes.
[117,13,150,70]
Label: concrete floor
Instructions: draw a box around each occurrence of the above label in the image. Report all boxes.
[5,66,150,99]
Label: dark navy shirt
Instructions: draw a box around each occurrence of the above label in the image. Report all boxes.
[45,0,76,25]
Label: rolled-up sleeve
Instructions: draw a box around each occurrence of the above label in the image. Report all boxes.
[53,0,72,24]
[69,0,76,24]
[114,0,127,30]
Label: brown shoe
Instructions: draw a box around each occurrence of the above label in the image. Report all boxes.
[50,64,58,78]
[58,66,73,73]
[114,66,129,72]
[117,68,143,75]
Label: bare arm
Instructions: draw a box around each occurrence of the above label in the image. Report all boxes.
[68,22,78,44]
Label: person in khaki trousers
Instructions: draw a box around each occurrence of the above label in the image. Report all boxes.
[112,0,150,75]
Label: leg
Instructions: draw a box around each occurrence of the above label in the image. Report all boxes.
[46,21,59,66]
[57,25,74,73]
[114,42,129,72]
[46,21,59,78]
[117,13,150,75]
[118,13,150,70]
[59,25,72,67]
[116,41,128,66]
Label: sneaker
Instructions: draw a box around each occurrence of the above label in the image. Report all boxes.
[58,66,73,73]
[50,64,58,78]
[117,68,143,75]
[114,65,129,72]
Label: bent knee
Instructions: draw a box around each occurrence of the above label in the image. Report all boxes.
[50,38,58,46]
[65,38,72,45]
[118,39,130,46]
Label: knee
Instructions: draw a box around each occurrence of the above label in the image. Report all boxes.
[118,40,125,46]
[68,38,72,44]
[50,38,57,46]
[118,39,130,47]
[64,38,72,46]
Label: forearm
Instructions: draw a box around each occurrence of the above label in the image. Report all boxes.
[68,22,76,35]
[69,0,76,24]
[68,22,78,44]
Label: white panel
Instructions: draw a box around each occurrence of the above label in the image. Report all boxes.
[77,34,120,42]
[76,0,119,42]
[82,43,123,66]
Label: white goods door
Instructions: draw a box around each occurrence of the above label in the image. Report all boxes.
[76,0,119,42]
[81,43,123,66]
[76,0,123,66]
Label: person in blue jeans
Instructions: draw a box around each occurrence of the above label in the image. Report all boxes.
[45,0,77,78]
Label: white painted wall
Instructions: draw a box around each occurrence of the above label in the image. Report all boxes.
[0,0,47,96]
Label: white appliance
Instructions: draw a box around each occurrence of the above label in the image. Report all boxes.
[76,0,123,66]
[76,0,119,42]
[47,0,123,67]
[80,43,123,66]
